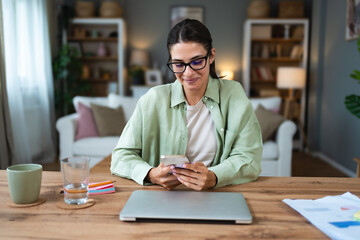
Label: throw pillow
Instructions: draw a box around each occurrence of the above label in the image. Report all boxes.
[108,93,138,121]
[75,102,99,140]
[255,104,286,142]
[90,103,126,136]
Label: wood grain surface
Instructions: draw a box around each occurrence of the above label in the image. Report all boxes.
[1,169,359,239]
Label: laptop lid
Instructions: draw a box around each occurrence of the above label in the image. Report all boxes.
[119,190,252,224]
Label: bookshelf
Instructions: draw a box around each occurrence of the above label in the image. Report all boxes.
[243,19,308,97]
[242,18,309,149]
[67,18,127,96]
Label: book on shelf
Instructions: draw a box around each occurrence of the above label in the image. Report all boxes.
[251,66,274,81]
[251,25,272,39]
[258,88,280,97]
[290,45,304,59]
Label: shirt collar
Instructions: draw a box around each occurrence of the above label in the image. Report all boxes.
[170,76,220,108]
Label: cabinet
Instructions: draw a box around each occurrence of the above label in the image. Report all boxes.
[67,18,126,96]
[242,19,309,149]
[131,85,151,99]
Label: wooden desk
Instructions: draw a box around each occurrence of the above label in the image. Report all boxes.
[0,170,359,240]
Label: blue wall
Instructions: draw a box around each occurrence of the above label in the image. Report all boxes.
[309,0,360,175]
[122,0,249,83]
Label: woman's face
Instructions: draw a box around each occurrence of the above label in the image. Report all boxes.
[169,42,215,96]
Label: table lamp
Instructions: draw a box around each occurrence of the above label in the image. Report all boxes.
[129,49,149,68]
[129,49,149,85]
[277,66,309,151]
[220,70,234,80]
[277,67,306,118]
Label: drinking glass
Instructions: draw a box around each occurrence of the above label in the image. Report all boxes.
[60,157,90,204]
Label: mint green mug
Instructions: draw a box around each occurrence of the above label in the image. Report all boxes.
[7,164,42,204]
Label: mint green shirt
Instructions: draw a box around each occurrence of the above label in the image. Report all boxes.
[111,77,263,188]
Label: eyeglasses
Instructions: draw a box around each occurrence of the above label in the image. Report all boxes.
[167,52,210,73]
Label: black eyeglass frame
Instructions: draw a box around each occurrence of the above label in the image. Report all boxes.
[167,52,210,74]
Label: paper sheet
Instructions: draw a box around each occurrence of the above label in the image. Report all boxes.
[283,192,360,240]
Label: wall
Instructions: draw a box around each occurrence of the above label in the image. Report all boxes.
[309,0,360,176]
[122,0,248,83]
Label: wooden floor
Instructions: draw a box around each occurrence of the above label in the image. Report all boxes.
[43,151,349,177]
[291,151,347,177]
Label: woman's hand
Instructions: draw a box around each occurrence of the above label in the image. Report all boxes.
[146,163,181,190]
[171,162,217,191]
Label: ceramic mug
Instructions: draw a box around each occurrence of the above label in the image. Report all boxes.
[7,164,42,204]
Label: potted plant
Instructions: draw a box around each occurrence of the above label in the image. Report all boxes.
[53,3,90,118]
[129,66,145,85]
[344,36,360,118]
[345,36,360,177]
[53,44,90,117]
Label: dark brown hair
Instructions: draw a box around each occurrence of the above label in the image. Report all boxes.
[167,19,219,79]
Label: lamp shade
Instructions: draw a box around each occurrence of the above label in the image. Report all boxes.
[276,67,306,89]
[129,49,149,68]
[220,70,234,80]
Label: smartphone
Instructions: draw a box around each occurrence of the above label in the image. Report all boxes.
[160,155,189,168]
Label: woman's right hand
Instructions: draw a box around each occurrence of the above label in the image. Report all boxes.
[146,163,181,190]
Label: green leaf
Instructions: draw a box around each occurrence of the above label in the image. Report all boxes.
[345,94,360,118]
[350,70,360,84]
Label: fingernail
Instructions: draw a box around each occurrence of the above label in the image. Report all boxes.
[170,165,175,169]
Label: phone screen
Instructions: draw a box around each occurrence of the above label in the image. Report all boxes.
[160,155,189,168]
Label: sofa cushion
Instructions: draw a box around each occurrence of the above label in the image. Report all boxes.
[73,136,119,157]
[108,93,138,121]
[255,104,286,142]
[75,102,99,140]
[251,96,281,113]
[91,103,126,136]
[73,96,108,112]
[262,141,278,160]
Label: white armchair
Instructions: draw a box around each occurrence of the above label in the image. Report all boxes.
[251,97,297,176]
[56,94,296,175]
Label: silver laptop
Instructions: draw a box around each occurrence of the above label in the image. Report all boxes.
[119,190,252,224]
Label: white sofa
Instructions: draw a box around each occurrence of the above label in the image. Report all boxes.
[56,94,296,176]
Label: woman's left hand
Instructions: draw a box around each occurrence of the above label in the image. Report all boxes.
[171,162,217,191]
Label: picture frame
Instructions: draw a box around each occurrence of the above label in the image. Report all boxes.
[145,70,162,86]
[346,0,360,40]
[68,42,83,57]
[170,6,204,28]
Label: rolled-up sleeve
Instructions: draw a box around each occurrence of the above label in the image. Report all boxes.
[209,108,262,188]
[111,98,153,185]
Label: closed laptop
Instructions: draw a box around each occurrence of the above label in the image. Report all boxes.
[120,190,252,224]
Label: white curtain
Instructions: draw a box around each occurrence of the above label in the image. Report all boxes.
[2,0,55,164]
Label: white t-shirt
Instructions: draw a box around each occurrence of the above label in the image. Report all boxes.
[185,100,217,167]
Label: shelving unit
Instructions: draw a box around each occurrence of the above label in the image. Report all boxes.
[243,19,308,97]
[67,18,127,96]
[242,18,309,149]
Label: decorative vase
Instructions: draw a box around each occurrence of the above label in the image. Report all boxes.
[81,64,90,79]
[75,1,95,18]
[247,0,270,19]
[100,1,123,18]
[97,43,107,57]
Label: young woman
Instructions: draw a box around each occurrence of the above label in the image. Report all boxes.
[111,19,262,191]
